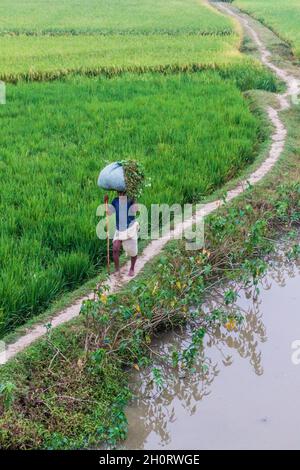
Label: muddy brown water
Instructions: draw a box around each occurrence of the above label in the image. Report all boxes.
[122,240,300,450]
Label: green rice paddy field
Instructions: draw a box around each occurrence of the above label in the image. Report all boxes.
[0,0,233,34]
[235,0,300,59]
[0,34,245,83]
[0,0,277,335]
[0,0,242,83]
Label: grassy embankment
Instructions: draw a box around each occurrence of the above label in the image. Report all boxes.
[234,0,300,59]
[0,0,278,336]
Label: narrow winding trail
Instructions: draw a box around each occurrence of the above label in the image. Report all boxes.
[3,2,300,365]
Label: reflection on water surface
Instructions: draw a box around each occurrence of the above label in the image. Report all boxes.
[122,239,300,450]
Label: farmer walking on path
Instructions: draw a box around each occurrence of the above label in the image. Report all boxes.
[105,191,139,276]
[99,160,145,276]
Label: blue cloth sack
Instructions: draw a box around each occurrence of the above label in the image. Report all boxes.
[97,162,126,192]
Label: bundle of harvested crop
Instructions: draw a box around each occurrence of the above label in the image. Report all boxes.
[121,159,145,200]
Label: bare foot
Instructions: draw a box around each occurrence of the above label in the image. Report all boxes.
[128,268,135,277]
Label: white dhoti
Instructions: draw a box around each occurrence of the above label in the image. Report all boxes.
[113,221,139,257]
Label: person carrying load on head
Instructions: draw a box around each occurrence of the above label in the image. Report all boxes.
[99,161,144,277]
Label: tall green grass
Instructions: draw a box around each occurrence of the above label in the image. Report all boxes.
[0,0,241,83]
[0,72,265,335]
[0,34,244,83]
[235,0,300,59]
[0,0,233,35]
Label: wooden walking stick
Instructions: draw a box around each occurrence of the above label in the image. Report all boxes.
[104,194,110,273]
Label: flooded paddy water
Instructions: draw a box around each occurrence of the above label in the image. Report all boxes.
[122,237,300,450]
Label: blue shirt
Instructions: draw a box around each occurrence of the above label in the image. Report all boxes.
[112,197,135,231]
